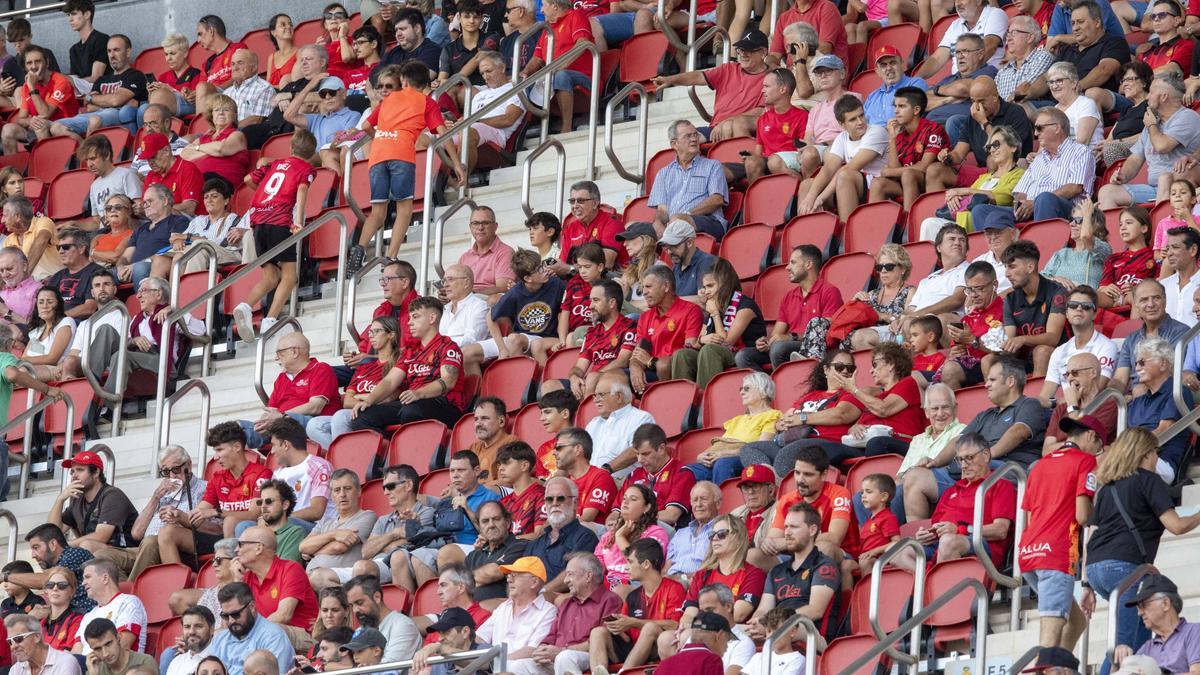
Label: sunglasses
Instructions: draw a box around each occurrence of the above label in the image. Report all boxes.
[984,142,1002,152]
[383,481,406,491]
[55,243,77,251]
[1064,367,1096,378]
[212,556,233,565]
[1136,358,1157,367]
[708,529,732,541]
[831,363,856,374]
[1069,216,1084,225]
[6,632,36,646]
[104,204,129,212]
[874,263,898,273]
[544,495,573,504]
[1149,10,1179,19]
[318,90,340,99]
[219,603,250,620]
[324,11,349,20]
[256,497,277,506]
[1033,122,1059,133]
[43,581,71,591]
[158,464,187,477]
[1065,301,1096,311]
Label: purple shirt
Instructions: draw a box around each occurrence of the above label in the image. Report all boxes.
[1136,618,1200,674]
[0,276,41,323]
[459,237,516,292]
[544,586,623,647]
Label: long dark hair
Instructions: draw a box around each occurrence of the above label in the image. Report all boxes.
[370,316,402,373]
[810,348,851,392]
[704,257,742,313]
[267,14,291,49]
[620,483,659,539]
[29,286,65,335]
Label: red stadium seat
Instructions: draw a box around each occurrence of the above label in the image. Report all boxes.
[0,152,29,175]
[419,468,452,497]
[780,212,839,258]
[719,477,748,509]
[412,578,442,616]
[187,114,213,136]
[844,200,902,254]
[900,517,930,538]
[707,137,757,165]
[196,559,218,588]
[261,133,295,161]
[542,347,581,382]
[624,195,655,225]
[754,264,792,323]
[135,46,169,75]
[45,170,93,220]
[134,564,192,624]
[926,14,956,54]
[360,479,390,515]
[1111,318,1142,339]
[386,420,447,473]
[512,403,553,450]
[176,271,218,322]
[966,231,989,260]
[575,395,599,427]
[155,617,183,656]
[619,32,670,95]
[231,183,256,214]
[772,359,816,404]
[850,567,915,636]
[695,232,717,254]
[90,126,133,160]
[700,369,753,428]
[906,190,948,242]
[848,70,882,98]
[43,378,93,457]
[845,454,904,496]
[913,55,953,84]
[743,174,799,227]
[819,633,886,675]
[821,252,875,300]
[903,241,938,283]
[480,356,538,411]
[187,42,210,69]
[241,29,276,71]
[305,168,339,219]
[955,384,990,423]
[643,148,676,197]
[924,557,989,650]
[724,190,745,226]
[1019,218,1071,254]
[641,378,698,437]
[449,413,477,452]
[381,584,411,613]
[347,159,372,212]
[308,206,356,278]
[28,137,78,183]
[851,349,875,389]
[672,427,723,464]
[867,22,922,67]
[327,430,384,477]
[293,18,327,46]
[719,223,773,280]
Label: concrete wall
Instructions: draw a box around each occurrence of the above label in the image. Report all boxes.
[23,0,335,69]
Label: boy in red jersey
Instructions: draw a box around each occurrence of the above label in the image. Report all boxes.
[552,242,606,354]
[909,315,947,384]
[495,441,547,539]
[741,67,808,183]
[350,62,466,270]
[534,390,577,478]
[350,296,468,432]
[543,279,636,399]
[1019,415,1100,649]
[156,422,272,565]
[591,538,687,672]
[869,87,948,212]
[854,474,901,573]
[229,129,317,341]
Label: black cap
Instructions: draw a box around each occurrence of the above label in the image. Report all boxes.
[340,628,387,652]
[1022,647,1080,672]
[1124,573,1178,606]
[733,29,768,51]
[691,611,733,634]
[616,221,657,242]
[428,607,476,633]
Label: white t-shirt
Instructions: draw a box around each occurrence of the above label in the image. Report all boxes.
[973,250,1013,293]
[440,293,490,347]
[273,454,335,521]
[829,125,889,180]
[165,649,210,675]
[89,166,143,219]
[471,82,525,142]
[724,627,757,670]
[1046,330,1118,386]
[1062,96,1104,150]
[743,649,806,675]
[940,5,1009,72]
[1163,270,1200,327]
[909,260,968,311]
[77,592,148,654]
[27,317,76,359]
[69,311,124,355]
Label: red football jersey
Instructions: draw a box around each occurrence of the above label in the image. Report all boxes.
[560,274,592,332]
[1101,247,1158,289]
[574,465,618,517]
[400,334,468,411]
[248,157,317,227]
[534,438,558,478]
[894,118,947,167]
[859,508,901,552]
[580,315,637,372]
[774,481,861,556]
[501,482,547,535]
[1019,445,1096,574]
[757,105,808,156]
[204,41,247,86]
[203,462,272,513]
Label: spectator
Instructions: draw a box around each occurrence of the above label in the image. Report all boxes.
[235,331,339,449]
[413,564,492,642]
[630,265,703,394]
[252,480,305,564]
[865,46,928,126]
[527,393,575,477]
[130,105,187,178]
[180,94,252,188]
[997,239,1068,376]
[349,464,432,582]
[1163,227,1200,325]
[62,0,106,84]
[498,0,542,72]
[532,553,622,674]
[1025,647,1083,674]
[683,372,780,485]
[1128,337,1193,482]
[798,94,889,222]
[262,417,332,531]
[1114,574,1200,673]
[750,502,840,638]
[51,35,146,140]
[302,470,379,588]
[143,33,200,120]
[1041,286,1118,404]
[653,30,769,143]
[675,259,765,386]
[843,245,916,350]
[1082,428,1200,674]
[551,427,617,524]
[1104,76,1200,208]
[527,477,600,590]
[925,34,1001,127]
[663,482,720,577]
[23,287,74,381]
[161,606,214,675]
[457,206,516,301]
[1020,414,1100,650]
[0,247,39,326]
[437,2,500,89]
[496,442,547,537]
[7,612,79,675]
[1047,0,1123,47]
[89,194,137,270]
[238,525,318,651]
[118,184,188,285]
[731,465,779,557]
[997,16,1055,102]
[2,196,60,281]
[767,0,848,65]
[520,0,594,134]
[209,583,295,675]
[344,26,383,97]
[797,56,857,178]
[919,0,1007,82]
[1111,279,1189,393]
[467,249,565,368]
[996,109,1096,223]
[30,566,81,652]
[139,133,204,217]
[0,20,58,84]
[651,221,718,303]
[581,373,654,479]
[557,182,622,269]
[543,280,635,399]
[647,121,729,240]
[926,79,1033,192]
[455,52,524,176]
[312,319,402,448]
[659,613,735,675]
[737,245,843,369]
[0,46,78,154]
[1115,656,1165,675]
[870,88,947,212]
[1095,62,1153,166]
[76,559,146,653]
[658,584,756,667]
[83,618,155,675]
[242,46,326,149]
[1055,1,1130,97]
[337,259,419,386]
[1044,199,1112,289]
[0,561,44,616]
[157,422,271,562]
[411,452,501,592]
[77,136,142,226]
[462,501,529,609]
[736,67,806,183]
[20,524,94,613]
[625,423,698,526]
[171,178,253,273]
[616,223,658,309]
[120,445,207,580]
[383,8,442,73]
[474,557,556,674]
[412,608,489,675]
[594,483,669,589]
[587,537,684,672]
[48,450,135,557]
[973,211,1021,293]
[282,76,359,173]
[438,265,490,350]
[343,574,421,662]
[1045,352,1120,452]
[1048,61,1106,151]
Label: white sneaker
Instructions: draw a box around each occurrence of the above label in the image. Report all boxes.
[260,317,278,335]
[232,303,255,343]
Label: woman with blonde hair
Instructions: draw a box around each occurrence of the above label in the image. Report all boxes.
[180,93,250,188]
[848,243,915,349]
[31,566,82,652]
[1083,427,1200,674]
[143,33,200,120]
[617,225,658,310]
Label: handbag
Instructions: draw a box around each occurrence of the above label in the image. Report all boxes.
[826,300,880,348]
[1102,484,1151,563]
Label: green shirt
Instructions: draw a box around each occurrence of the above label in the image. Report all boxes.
[91,649,158,675]
[0,352,19,426]
[275,522,305,564]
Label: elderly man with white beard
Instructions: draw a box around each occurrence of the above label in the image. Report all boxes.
[525,477,600,598]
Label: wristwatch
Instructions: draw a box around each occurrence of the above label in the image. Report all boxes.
[798,412,809,425]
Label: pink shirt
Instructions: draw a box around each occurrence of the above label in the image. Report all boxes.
[459,237,516,292]
[0,276,41,323]
[1155,216,1193,251]
[595,524,668,587]
[806,91,862,145]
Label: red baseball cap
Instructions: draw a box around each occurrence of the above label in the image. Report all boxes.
[1058,414,1106,440]
[738,464,776,486]
[136,133,170,161]
[62,450,104,471]
[874,44,903,65]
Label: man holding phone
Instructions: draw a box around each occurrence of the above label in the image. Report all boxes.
[531,552,622,675]
[336,259,419,387]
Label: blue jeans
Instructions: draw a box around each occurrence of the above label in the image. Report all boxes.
[131,260,153,288]
[58,106,137,134]
[138,97,195,128]
[927,102,970,125]
[1087,559,1152,675]
[1031,192,1075,221]
[595,12,636,44]
[685,457,743,485]
[946,114,968,146]
[238,413,315,449]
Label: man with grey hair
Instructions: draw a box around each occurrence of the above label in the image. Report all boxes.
[1129,336,1190,482]
[1100,74,1200,208]
[526,476,600,595]
[112,444,207,579]
[498,0,542,71]
[647,120,730,239]
[131,104,187,177]
[412,563,488,632]
[2,195,60,281]
[6,612,80,675]
[303,469,379,590]
[666,482,721,576]
[561,180,623,268]
[630,265,702,394]
[926,33,999,125]
[1112,278,1190,394]
[119,183,189,285]
[77,557,148,653]
[0,246,39,326]
[1111,574,1200,674]
[584,372,656,479]
[781,22,819,99]
[995,15,1054,103]
[533,552,622,675]
[243,44,329,149]
[223,49,274,127]
[438,263,489,349]
[456,51,524,176]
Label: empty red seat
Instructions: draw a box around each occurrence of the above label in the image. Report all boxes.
[28,137,78,183]
[45,169,93,220]
[719,223,773,280]
[844,201,902,254]
[640,379,697,437]
[386,420,447,473]
[780,212,839,257]
[134,563,192,624]
[743,174,799,227]
[700,368,753,428]
[821,253,875,300]
[480,356,538,411]
[327,429,384,477]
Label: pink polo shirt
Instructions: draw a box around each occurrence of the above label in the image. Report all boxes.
[0,276,41,323]
[459,237,516,292]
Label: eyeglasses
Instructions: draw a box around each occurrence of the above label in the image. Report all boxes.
[593,391,615,399]
[104,204,129,212]
[831,363,856,374]
[212,556,233,565]
[219,603,250,620]
[1135,358,1158,367]
[324,11,349,20]
[235,539,264,549]
[275,347,298,356]
[1034,122,1060,133]
[1046,78,1070,86]
[964,282,994,295]
[257,497,277,506]
[6,632,36,646]
[544,495,573,504]
[318,90,340,99]
[553,443,576,451]
[43,581,71,591]
[708,529,732,541]
[383,481,407,491]
[874,262,899,273]
[378,82,398,91]
[353,39,374,46]
[567,197,595,205]
[955,447,988,464]
[1006,28,1035,36]
[505,5,521,11]
[1065,301,1096,311]
[1064,366,1096,378]
[1120,76,1142,84]
[469,220,496,228]
[158,464,187,477]
[1149,10,1179,19]
[379,274,403,284]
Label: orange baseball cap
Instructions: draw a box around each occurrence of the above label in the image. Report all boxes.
[499,556,547,582]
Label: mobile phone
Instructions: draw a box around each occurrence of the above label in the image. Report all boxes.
[950,322,965,330]
[638,338,653,352]
[738,150,751,158]
[792,139,807,150]
[604,615,619,622]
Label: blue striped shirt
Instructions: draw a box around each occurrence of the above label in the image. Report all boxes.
[1013,138,1095,202]
[648,155,730,227]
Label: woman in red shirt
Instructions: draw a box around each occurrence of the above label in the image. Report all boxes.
[672,515,765,647]
[822,342,927,462]
[37,567,83,653]
[267,14,299,88]
[180,93,251,189]
[308,316,401,450]
[146,33,201,119]
[316,3,358,80]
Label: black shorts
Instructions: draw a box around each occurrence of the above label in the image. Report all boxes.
[253,223,297,264]
[611,633,635,661]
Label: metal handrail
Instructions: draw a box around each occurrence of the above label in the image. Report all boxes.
[520,139,566,220]
[655,0,731,121]
[972,460,1027,632]
[0,509,15,562]
[343,134,374,255]
[151,209,351,454]
[1081,387,1128,435]
[47,396,76,491]
[843,577,991,675]
[868,537,926,665]
[77,299,131,435]
[433,73,474,197]
[432,197,479,285]
[254,318,305,406]
[322,645,506,675]
[1167,320,1200,440]
[512,21,555,144]
[420,40,601,290]
[158,379,211,474]
[1106,563,1156,665]
[343,256,388,350]
[9,365,36,498]
[86,443,116,485]
[169,239,221,378]
[604,82,649,190]
[762,612,821,675]
[0,1,67,20]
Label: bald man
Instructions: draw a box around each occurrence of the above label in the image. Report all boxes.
[237,525,319,652]
[1043,352,1119,453]
[237,331,341,448]
[439,264,490,358]
[925,78,1034,191]
[222,49,274,127]
[243,650,280,675]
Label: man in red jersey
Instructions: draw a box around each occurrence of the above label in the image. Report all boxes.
[589,538,686,672]
[236,330,341,449]
[496,442,547,539]
[139,132,204,217]
[1,46,78,154]
[543,279,636,399]
[238,525,319,652]
[623,424,697,528]
[350,296,468,432]
[869,87,948,212]
[192,14,248,116]
[630,265,703,395]
[738,67,806,183]
[158,422,272,562]
[941,260,1007,389]
[559,182,625,268]
[336,258,420,387]
[1020,415,1100,650]
[521,0,594,133]
[554,426,617,525]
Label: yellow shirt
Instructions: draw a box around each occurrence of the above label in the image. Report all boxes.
[722,409,783,443]
[4,215,61,280]
[956,167,1025,231]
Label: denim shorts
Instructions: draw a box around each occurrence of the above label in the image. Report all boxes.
[58,106,131,134]
[369,159,416,203]
[551,69,592,93]
[1023,569,1076,619]
[1121,182,1158,204]
[595,12,636,44]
